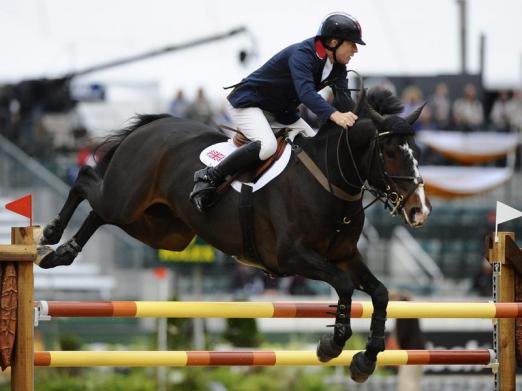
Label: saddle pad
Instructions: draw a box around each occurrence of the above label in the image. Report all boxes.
[199,139,292,192]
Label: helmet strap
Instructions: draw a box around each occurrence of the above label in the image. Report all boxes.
[322,38,344,64]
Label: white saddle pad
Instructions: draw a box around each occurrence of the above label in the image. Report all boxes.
[199,139,292,192]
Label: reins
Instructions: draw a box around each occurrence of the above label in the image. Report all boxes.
[322,70,423,226]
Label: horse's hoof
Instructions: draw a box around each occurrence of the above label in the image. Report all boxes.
[349,351,376,383]
[316,334,343,363]
[36,240,80,269]
[36,246,59,269]
[40,217,63,245]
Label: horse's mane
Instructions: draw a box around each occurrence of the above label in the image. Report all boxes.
[331,86,403,117]
[95,114,172,176]
[363,87,404,116]
[312,86,403,141]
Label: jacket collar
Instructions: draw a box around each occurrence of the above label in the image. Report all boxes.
[314,39,327,60]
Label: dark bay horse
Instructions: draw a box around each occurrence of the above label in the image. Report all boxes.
[37,87,431,382]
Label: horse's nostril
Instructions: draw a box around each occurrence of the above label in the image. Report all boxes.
[409,207,421,222]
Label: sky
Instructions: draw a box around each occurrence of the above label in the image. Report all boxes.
[0,0,521,102]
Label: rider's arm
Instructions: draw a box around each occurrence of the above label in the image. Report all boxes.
[329,67,358,128]
[288,48,337,123]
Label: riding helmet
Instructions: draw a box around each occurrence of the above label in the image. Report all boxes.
[317,12,366,45]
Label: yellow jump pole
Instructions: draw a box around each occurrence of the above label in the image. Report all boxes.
[37,300,522,319]
[34,349,495,367]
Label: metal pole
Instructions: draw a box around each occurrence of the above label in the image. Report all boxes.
[192,266,205,349]
[457,0,468,74]
[156,270,169,391]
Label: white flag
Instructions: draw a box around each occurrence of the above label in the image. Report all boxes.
[495,201,522,241]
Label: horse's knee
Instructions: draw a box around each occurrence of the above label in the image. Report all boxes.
[372,284,388,310]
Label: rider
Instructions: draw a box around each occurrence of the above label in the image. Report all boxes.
[190,12,364,212]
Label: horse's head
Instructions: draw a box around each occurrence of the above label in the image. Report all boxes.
[365,103,431,227]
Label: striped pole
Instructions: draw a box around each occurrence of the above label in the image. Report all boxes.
[37,300,522,319]
[34,349,495,367]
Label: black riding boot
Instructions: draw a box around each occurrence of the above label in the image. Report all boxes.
[190,141,262,212]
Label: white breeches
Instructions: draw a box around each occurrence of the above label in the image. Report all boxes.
[227,103,316,160]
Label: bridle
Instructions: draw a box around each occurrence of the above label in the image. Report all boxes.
[332,71,423,218]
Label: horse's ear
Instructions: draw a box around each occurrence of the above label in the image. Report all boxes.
[365,102,385,127]
[404,102,427,124]
[353,87,366,116]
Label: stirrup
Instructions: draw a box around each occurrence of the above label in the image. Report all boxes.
[190,168,218,212]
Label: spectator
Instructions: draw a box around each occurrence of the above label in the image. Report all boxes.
[402,86,425,131]
[288,275,315,295]
[401,85,424,116]
[213,104,234,129]
[453,83,484,131]
[472,259,493,297]
[417,105,437,130]
[169,89,189,118]
[429,82,451,129]
[490,91,512,132]
[0,86,14,138]
[66,140,98,184]
[507,89,522,133]
[187,87,214,125]
[230,264,264,297]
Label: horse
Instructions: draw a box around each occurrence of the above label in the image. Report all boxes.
[36,87,431,383]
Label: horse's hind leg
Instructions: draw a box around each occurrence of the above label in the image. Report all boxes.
[41,166,100,245]
[346,254,389,383]
[38,211,105,268]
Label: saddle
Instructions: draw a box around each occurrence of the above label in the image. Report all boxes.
[224,126,288,181]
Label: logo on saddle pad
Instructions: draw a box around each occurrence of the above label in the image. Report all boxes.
[199,140,292,192]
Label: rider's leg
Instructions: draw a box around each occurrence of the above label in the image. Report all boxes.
[272,118,316,141]
[190,106,275,212]
[227,105,278,160]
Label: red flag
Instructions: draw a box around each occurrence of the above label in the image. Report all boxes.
[5,195,32,225]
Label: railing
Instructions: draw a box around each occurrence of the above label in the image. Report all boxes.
[389,226,444,291]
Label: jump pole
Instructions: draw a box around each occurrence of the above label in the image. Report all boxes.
[33,349,495,367]
[36,300,522,319]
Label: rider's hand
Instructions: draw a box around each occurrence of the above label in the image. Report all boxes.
[330,111,358,129]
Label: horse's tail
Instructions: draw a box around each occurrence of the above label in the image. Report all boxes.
[94,114,172,176]
[366,87,404,115]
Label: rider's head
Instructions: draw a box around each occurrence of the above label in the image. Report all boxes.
[317,12,365,65]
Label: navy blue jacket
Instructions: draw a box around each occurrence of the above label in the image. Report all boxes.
[227,37,351,125]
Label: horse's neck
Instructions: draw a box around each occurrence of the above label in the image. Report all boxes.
[301,125,370,196]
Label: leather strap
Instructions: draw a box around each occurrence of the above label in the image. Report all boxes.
[296,149,362,202]
[239,184,261,264]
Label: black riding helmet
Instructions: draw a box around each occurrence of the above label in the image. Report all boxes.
[317,12,366,46]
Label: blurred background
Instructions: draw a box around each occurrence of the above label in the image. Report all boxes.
[1,0,522,389]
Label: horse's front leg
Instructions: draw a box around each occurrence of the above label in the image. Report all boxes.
[345,252,389,383]
[278,240,354,362]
